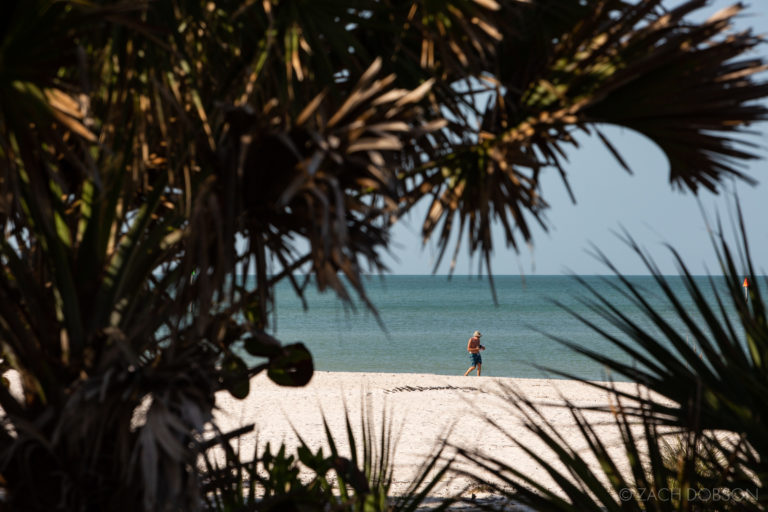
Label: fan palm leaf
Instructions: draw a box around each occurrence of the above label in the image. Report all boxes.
[407,0,767,283]
[456,384,752,511]
[457,203,767,510]
[200,399,455,511]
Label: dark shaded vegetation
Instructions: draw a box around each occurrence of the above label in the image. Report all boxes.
[458,210,768,511]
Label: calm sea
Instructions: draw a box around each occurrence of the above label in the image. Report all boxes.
[262,275,742,381]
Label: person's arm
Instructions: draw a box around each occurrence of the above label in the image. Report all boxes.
[467,338,473,352]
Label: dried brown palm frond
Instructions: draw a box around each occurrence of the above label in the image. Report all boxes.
[217,58,446,323]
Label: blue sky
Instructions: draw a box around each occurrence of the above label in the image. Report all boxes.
[383,1,768,276]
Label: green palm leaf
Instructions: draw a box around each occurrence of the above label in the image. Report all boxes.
[459,203,766,510]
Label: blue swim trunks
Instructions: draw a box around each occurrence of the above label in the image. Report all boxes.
[469,352,482,366]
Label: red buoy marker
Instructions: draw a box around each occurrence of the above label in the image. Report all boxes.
[743,277,749,301]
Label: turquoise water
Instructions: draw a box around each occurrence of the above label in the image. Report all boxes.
[264,275,742,381]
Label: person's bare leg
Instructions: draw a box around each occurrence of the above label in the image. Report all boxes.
[476,364,482,376]
[464,366,475,376]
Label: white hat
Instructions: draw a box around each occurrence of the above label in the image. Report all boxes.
[473,330,482,338]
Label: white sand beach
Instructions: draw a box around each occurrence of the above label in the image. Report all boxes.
[214,371,650,504]
[2,369,652,508]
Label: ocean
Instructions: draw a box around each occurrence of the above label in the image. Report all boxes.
[265,275,742,381]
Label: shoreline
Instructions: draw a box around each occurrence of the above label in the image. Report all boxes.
[284,368,636,383]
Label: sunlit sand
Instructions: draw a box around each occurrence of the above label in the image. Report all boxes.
[214,371,651,503]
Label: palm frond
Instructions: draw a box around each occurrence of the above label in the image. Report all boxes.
[406,0,767,281]
[462,202,765,510]
[201,398,456,511]
[457,381,755,511]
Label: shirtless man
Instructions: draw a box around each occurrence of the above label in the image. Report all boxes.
[463,330,485,376]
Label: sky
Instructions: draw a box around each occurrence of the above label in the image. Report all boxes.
[382,0,768,276]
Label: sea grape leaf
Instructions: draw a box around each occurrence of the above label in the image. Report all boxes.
[244,334,280,358]
[267,342,313,387]
[220,354,249,399]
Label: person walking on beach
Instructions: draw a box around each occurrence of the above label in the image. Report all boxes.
[464,330,486,376]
